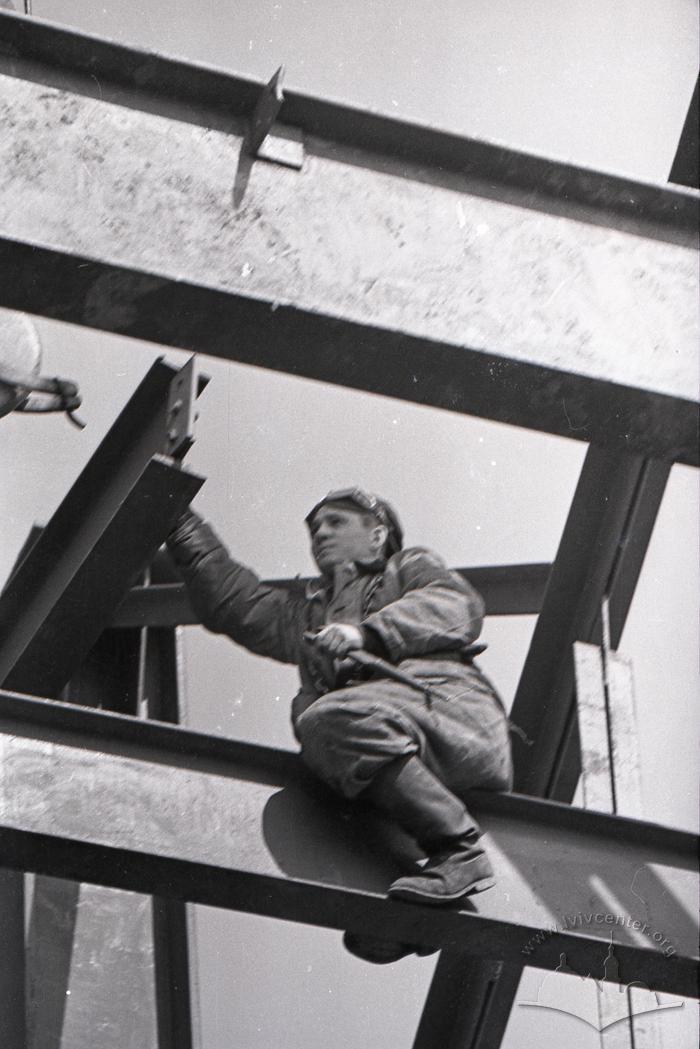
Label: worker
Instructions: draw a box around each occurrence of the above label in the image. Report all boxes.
[167,488,512,962]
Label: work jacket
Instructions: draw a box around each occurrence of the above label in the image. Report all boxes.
[167,510,490,722]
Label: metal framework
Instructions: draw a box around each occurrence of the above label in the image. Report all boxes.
[112,561,553,629]
[1,690,697,999]
[0,357,205,1049]
[0,11,698,466]
[510,448,671,799]
[0,10,698,1049]
[574,628,669,1044]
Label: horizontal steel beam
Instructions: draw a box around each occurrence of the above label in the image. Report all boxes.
[0,17,697,463]
[0,11,696,237]
[111,562,552,628]
[0,691,696,999]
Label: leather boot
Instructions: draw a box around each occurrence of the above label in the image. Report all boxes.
[367,755,495,904]
[387,835,495,904]
[342,931,438,964]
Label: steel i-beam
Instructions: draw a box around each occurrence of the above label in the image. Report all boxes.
[111,561,552,629]
[669,77,699,189]
[25,624,199,1049]
[413,953,524,1049]
[0,11,697,464]
[0,868,25,1049]
[26,626,148,1048]
[510,447,670,800]
[0,360,204,697]
[0,357,203,1046]
[449,449,671,1049]
[143,626,199,1049]
[0,691,696,1001]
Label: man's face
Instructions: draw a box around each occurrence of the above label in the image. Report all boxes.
[309,504,384,574]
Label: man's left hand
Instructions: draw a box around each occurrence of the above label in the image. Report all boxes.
[311,623,364,657]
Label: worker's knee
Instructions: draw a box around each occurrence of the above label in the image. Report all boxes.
[295,692,422,798]
[295,695,353,753]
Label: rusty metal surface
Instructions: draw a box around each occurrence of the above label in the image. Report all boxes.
[0,691,696,999]
[0,73,698,461]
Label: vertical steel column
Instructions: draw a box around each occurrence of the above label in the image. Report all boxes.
[25,623,200,1049]
[0,357,204,1047]
[25,626,144,1049]
[669,77,699,189]
[546,456,670,801]
[416,449,669,1049]
[142,625,199,1049]
[0,527,29,1049]
[413,954,523,1049]
[510,447,669,800]
[575,631,673,1048]
[0,869,25,1049]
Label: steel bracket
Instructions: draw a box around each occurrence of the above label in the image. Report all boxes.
[164,354,204,459]
[244,66,304,170]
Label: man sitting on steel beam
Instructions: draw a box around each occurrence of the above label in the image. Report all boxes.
[167,488,512,961]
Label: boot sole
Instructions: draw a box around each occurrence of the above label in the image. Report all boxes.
[343,931,439,964]
[387,875,496,905]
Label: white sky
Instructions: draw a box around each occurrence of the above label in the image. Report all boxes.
[1,2,698,1047]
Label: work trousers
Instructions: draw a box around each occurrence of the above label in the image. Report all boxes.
[294,658,513,801]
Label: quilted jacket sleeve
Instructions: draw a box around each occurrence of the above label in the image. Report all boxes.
[166,510,302,665]
[361,547,484,662]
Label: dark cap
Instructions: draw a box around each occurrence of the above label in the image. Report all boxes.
[305,487,403,556]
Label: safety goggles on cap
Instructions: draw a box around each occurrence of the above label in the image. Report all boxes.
[305,487,404,555]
